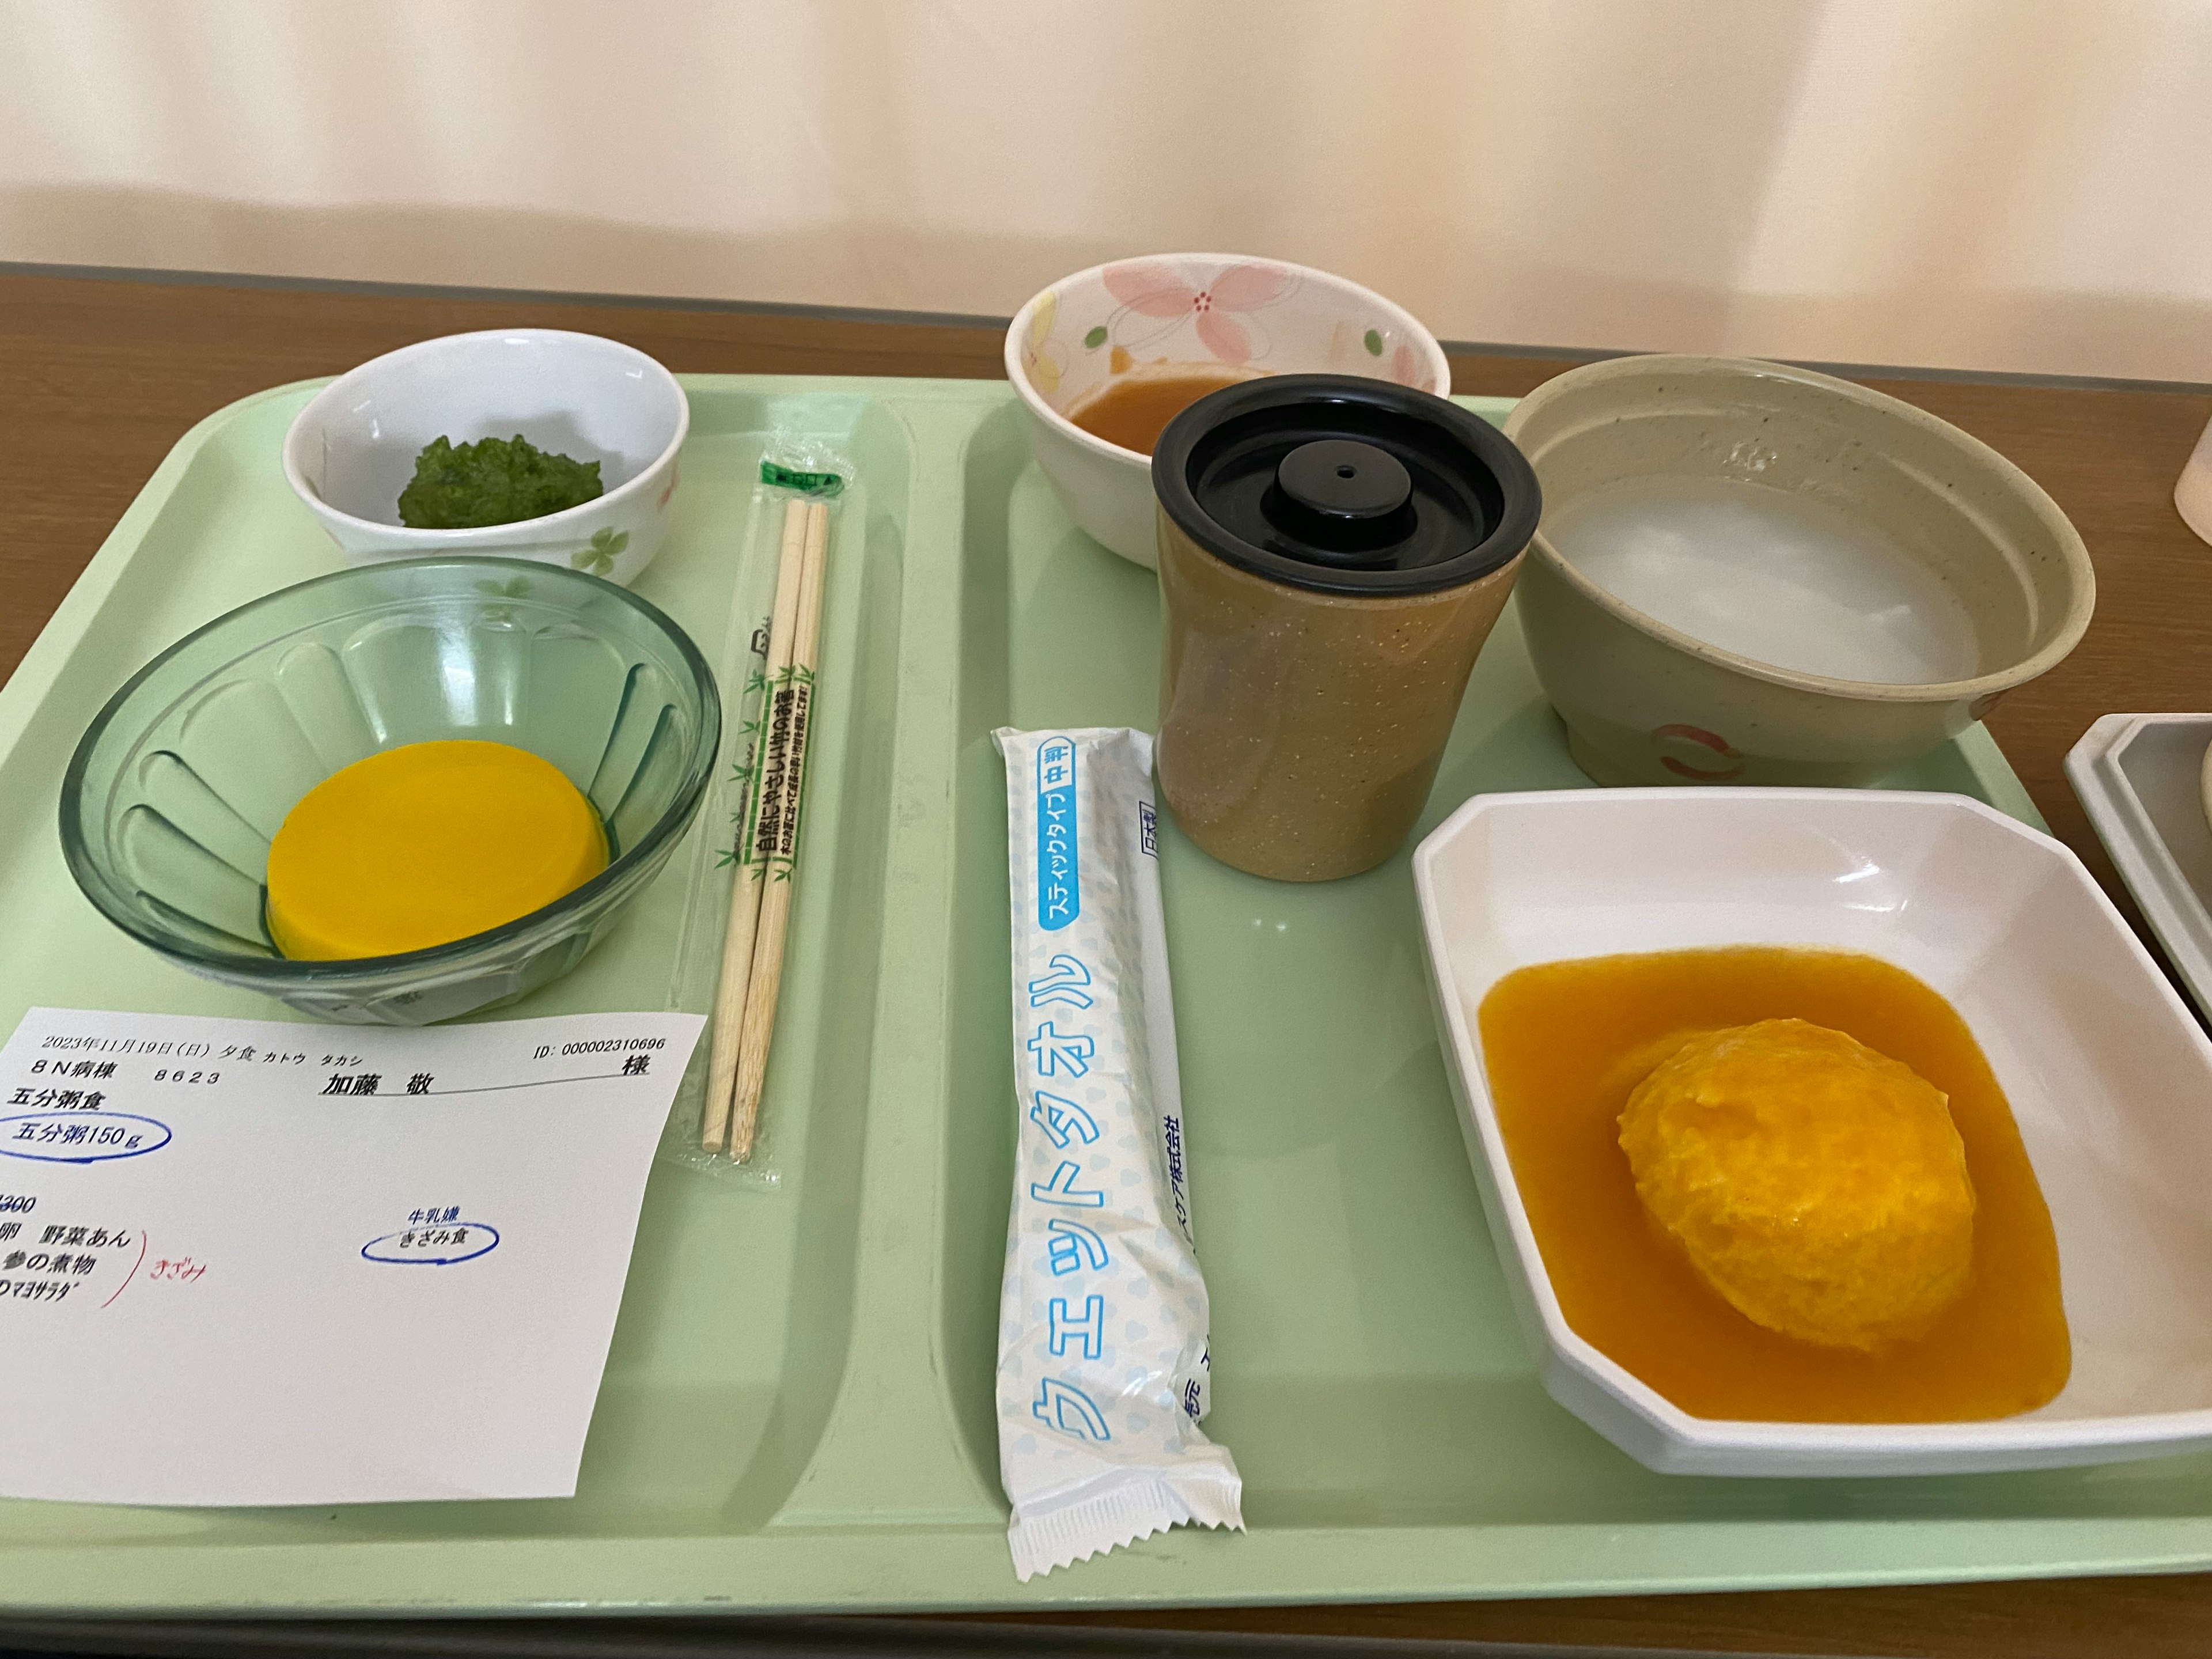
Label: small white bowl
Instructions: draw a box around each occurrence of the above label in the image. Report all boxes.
[1004,254,1451,567]
[282,329,688,587]
[1412,786,2212,1478]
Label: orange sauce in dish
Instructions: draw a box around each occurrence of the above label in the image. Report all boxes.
[1476,946,2070,1422]
[1066,365,1260,455]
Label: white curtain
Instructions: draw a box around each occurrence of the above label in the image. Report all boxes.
[5,0,2208,380]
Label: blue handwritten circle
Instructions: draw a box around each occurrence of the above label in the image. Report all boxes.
[0,1111,172,1164]
[360,1222,500,1267]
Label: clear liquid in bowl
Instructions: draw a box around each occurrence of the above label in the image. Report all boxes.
[1543,474,1982,685]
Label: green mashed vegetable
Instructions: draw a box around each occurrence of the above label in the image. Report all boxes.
[397,434,605,529]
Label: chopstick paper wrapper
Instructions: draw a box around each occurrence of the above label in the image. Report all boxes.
[991,727,1243,1580]
[726,497,830,1161]
[699,497,809,1156]
[691,446,842,1171]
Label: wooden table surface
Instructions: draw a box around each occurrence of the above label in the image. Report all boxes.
[5,267,2212,1658]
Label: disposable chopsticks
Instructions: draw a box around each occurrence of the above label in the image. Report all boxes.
[700,498,809,1152]
[728,498,830,1162]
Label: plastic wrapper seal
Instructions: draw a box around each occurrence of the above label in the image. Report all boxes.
[992,726,1243,1579]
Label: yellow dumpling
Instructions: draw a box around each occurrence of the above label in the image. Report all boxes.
[1618,1018,1975,1351]
[266,740,607,960]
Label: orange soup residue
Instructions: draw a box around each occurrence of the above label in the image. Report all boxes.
[1476,946,2070,1423]
[1065,365,1261,455]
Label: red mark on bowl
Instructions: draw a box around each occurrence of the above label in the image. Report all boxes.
[1652,724,1745,783]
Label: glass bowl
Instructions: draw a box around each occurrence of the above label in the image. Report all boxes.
[60,556,719,1025]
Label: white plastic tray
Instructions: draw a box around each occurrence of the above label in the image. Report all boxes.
[2066,714,2212,1027]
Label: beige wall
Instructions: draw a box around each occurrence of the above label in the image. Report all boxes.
[5,0,2209,380]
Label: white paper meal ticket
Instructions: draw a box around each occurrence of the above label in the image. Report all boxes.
[0,1005,704,1508]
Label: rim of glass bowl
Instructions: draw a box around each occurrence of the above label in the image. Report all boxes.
[58,555,721,982]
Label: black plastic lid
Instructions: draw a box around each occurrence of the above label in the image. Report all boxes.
[1153,374,1543,597]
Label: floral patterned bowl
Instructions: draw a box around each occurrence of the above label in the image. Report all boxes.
[282,329,688,588]
[1005,254,1452,567]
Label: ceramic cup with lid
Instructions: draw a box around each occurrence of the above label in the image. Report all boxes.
[1152,375,1542,881]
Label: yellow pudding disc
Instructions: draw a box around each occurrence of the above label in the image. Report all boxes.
[265,740,607,960]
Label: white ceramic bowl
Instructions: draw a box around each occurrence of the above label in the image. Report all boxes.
[2200,729,2212,838]
[1412,786,2212,1477]
[1004,254,1451,567]
[282,329,688,587]
[1500,356,2094,788]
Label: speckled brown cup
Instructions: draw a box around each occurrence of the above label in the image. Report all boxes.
[1153,376,1541,881]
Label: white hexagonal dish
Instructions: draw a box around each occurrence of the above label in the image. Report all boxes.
[1412,786,2212,1477]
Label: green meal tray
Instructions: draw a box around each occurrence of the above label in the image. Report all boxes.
[2,374,2205,1616]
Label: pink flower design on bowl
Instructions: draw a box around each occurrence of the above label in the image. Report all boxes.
[1098,259,1301,366]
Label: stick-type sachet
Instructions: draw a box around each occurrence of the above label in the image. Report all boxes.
[992,726,1242,1580]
